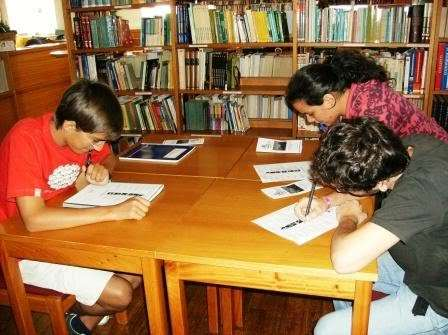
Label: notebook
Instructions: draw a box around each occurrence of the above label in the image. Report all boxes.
[63,182,164,208]
[119,143,196,164]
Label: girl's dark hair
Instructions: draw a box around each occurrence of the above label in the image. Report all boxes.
[311,117,410,193]
[55,80,123,141]
[286,50,389,108]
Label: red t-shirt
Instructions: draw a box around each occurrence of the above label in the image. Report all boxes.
[0,113,111,220]
[346,80,448,143]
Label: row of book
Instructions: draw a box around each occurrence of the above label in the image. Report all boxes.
[432,95,448,131]
[298,1,432,44]
[77,51,172,91]
[244,95,291,119]
[184,96,250,133]
[119,95,177,132]
[73,13,133,49]
[297,48,428,94]
[141,16,171,47]
[176,3,294,44]
[177,50,292,90]
[434,43,448,91]
[70,0,159,8]
[439,4,448,38]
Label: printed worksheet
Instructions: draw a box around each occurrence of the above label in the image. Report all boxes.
[252,205,338,245]
[256,138,303,154]
[261,180,322,199]
[253,161,311,183]
[63,182,164,208]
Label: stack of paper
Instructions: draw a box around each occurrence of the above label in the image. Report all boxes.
[253,161,311,183]
[63,182,164,208]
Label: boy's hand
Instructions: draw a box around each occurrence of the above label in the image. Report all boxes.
[294,196,328,220]
[110,197,150,221]
[85,164,110,185]
[336,200,367,225]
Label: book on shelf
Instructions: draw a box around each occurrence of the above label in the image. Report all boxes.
[73,12,133,49]
[77,50,172,91]
[431,95,448,131]
[297,0,431,44]
[63,182,164,208]
[183,95,251,134]
[178,50,292,90]
[141,15,171,46]
[176,3,293,44]
[70,0,162,8]
[118,94,177,132]
[119,143,196,164]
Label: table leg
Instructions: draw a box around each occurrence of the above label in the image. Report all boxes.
[0,240,36,335]
[165,261,188,335]
[141,258,169,335]
[207,285,219,334]
[219,287,234,335]
[232,288,243,329]
[352,281,372,335]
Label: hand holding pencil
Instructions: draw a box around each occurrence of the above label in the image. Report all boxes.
[294,185,329,220]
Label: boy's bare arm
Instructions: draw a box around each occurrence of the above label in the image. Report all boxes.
[16,195,150,232]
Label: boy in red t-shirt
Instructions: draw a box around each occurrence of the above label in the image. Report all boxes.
[0,80,149,334]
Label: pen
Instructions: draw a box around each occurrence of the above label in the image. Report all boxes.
[85,150,92,168]
[304,182,317,217]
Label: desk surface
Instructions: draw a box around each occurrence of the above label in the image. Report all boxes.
[114,134,254,178]
[155,178,377,283]
[0,174,214,259]
[226,139,320,180]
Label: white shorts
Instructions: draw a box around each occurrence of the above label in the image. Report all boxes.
[19,259,114,306]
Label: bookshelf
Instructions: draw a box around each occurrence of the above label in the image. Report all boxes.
[428,0,448,131]
[62,0,442,138]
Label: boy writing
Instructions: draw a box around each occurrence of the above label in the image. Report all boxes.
[296,118,448,334]
[0,80,150,334]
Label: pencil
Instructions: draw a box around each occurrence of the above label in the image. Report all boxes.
[304,182,316,217]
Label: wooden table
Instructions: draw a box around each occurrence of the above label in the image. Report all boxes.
[115,134,254,179]
[0,174,214,335]
[157,178,377,335]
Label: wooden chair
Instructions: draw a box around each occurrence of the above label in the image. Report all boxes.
[0,268,129,335]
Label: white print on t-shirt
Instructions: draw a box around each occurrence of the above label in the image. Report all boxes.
[47,164,81,190]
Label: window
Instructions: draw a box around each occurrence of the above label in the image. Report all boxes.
[5,0,57,36]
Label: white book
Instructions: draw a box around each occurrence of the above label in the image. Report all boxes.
[63,182,164,208]
[256,138,303,154]
[252,205,338,245]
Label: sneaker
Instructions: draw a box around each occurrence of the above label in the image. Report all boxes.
[97,315,110,326]
[65,313,92,335]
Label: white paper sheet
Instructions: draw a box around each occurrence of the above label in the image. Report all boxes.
[261,180,322,199]
[256,137,302,154]
[252,205,338,245]
[253,161,311,183]
[63,182,164,208]
[163,138,205,145]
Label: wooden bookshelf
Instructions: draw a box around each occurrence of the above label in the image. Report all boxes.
[63,0,444,138]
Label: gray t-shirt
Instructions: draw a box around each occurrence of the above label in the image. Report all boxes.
[372,135,448,317]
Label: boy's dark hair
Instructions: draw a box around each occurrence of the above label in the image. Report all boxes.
[285,50,389,109]
[311,117,410,193]
[55,80,123,141]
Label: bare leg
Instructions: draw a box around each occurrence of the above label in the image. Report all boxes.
[73,274,141,330]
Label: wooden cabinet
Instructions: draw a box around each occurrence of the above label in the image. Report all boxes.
[0,44,71,140]
[10,44,71,119]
